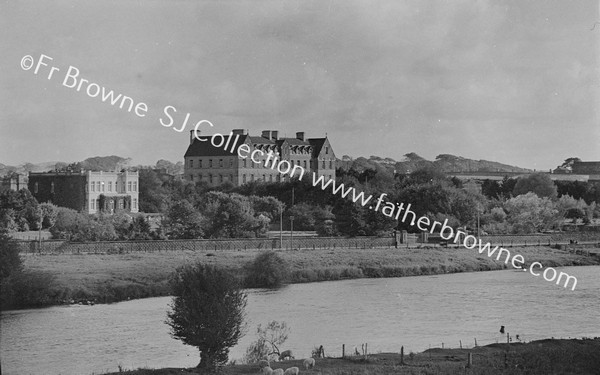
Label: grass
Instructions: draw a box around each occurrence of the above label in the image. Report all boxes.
[16,244,600,307]
[100,338,600,374]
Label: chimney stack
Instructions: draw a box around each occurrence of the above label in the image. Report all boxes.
[271,131,278,140]
[262,130,272,139]
[296,132,305,141]
[189,130,198,145]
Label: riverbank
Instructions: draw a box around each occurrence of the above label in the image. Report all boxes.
[102,338,600,375]
[9,244,600,308]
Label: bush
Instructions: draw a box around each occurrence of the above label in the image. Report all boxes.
[1,270,62,309]
[166,263,247,371]
[245,251,289,288]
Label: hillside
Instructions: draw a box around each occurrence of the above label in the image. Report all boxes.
[338,153,532,174]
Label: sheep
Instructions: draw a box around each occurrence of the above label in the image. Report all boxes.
[303,358,315,370]
[272,368,284,375]
[279,350,294,361]
[258,359,270,369]
[262,366,274,375]
[283,366,299,375]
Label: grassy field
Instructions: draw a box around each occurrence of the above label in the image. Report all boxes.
[20,244,600,306]
[101,338,600,375]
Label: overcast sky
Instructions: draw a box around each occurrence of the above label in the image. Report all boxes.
[1,0,598,170]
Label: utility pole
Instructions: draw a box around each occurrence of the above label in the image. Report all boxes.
[279,204,283,249]
[290,187,295,250]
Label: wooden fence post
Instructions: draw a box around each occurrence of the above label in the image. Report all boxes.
[342,344,345,358]
[460,340,462,349]
[474,338,477,347]
[467,352,473,368]
[400,346,405,365]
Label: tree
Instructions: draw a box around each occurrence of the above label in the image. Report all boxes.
[0,230,22,280]
[504,192,558,233]
[167,263,247,371]
[512,173,557,199]
[244,321,290,363]
[164,200,205,239]
[245,251,289,288]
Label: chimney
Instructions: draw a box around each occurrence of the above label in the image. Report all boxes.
[232,129,245,135]
[262,130,271,139]
[189,130,197,145]
[271,131,278,140]
[296,132,305,141]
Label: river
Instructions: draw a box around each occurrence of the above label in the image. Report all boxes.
[2,266,599,375]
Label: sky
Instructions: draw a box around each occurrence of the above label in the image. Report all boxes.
[1,0,598,171]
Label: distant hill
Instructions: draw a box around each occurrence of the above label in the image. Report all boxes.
[338,153,532,174]
[0,156,184,177]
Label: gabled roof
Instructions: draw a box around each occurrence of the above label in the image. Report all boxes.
[184,135,248,157]
[308,138,327,158]
[249,136,275,145]
[280,137,311,146]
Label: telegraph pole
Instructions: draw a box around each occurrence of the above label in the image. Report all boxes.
[290,187,295,250]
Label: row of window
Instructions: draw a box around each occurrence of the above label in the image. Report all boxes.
[188,158,335,170]
[89,180,137,193]
[90,198,137,210]
[189,173,333,184]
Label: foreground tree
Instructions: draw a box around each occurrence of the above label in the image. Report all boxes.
[244,320,290,363]
[167,263,247,371]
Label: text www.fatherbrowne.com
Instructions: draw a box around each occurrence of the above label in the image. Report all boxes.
[200,130,578,291]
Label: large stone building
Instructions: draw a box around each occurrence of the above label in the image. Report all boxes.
[28,170,139,214]
[184,129,336,186]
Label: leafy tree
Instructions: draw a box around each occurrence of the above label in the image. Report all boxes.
[244,321,290,363]
[167,263,247,371]
[164,200,205,239]
[198,192,269,238]
[504,192,558,233]
[513,173,557,199]
[39,203,58,229]
[0,230,22,280]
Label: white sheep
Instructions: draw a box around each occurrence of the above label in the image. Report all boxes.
[284,366,299,375]
[262,366,274,375]
[303,358,315,369]
[272,368,284,375]
[279,350,294,361]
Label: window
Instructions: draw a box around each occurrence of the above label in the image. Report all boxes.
[199,159,203,168]
[251,174,255,181]
[303,160,307,168]
[209,159,213,168]
[96,199,100,211]
[230,174,233,182]
[133,181,137,191]
[329,160,333,169]
[209,174,213,184]
[220,175,223,183]
[230,159,233,168]
[190,159,194,168]
[243,159,247,168]
[326,147,329,154]
[127,181,132,191]
[50,182,54,193]
[118,200,124,209]
[133,199,137,209]
[322,160,326,169]
[243,174,247,183]
[96,181,101,192]
[90,199,95,210]
[269,175,273,182]
[102,182,105,192]
[263,174,266,181]
[108,181,112,192]
[115,181,118,192]
[219,159,223,167]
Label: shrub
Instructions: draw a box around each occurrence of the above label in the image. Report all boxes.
[166,263,247,371]
[245,251,289,288]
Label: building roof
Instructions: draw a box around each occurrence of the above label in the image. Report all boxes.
[308,138,327,157]
[184,135,244,157]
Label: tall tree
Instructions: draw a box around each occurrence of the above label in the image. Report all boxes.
[512,173,557,199]
[167,263,247,371]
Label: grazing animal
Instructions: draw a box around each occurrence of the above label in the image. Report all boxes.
[284,366,299,375]
[258,359,270,369]
[262,366,274,375]
[303,358,315,370]
[272,368,284,375]
[279,350,294,361]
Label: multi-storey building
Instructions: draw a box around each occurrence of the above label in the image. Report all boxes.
[28,170,139,214]
[184,129,336,186]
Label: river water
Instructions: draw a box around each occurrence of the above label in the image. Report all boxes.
[2,266,599,375]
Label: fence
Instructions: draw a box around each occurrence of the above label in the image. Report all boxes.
[15,232,600,255]
[16,235,397,254]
